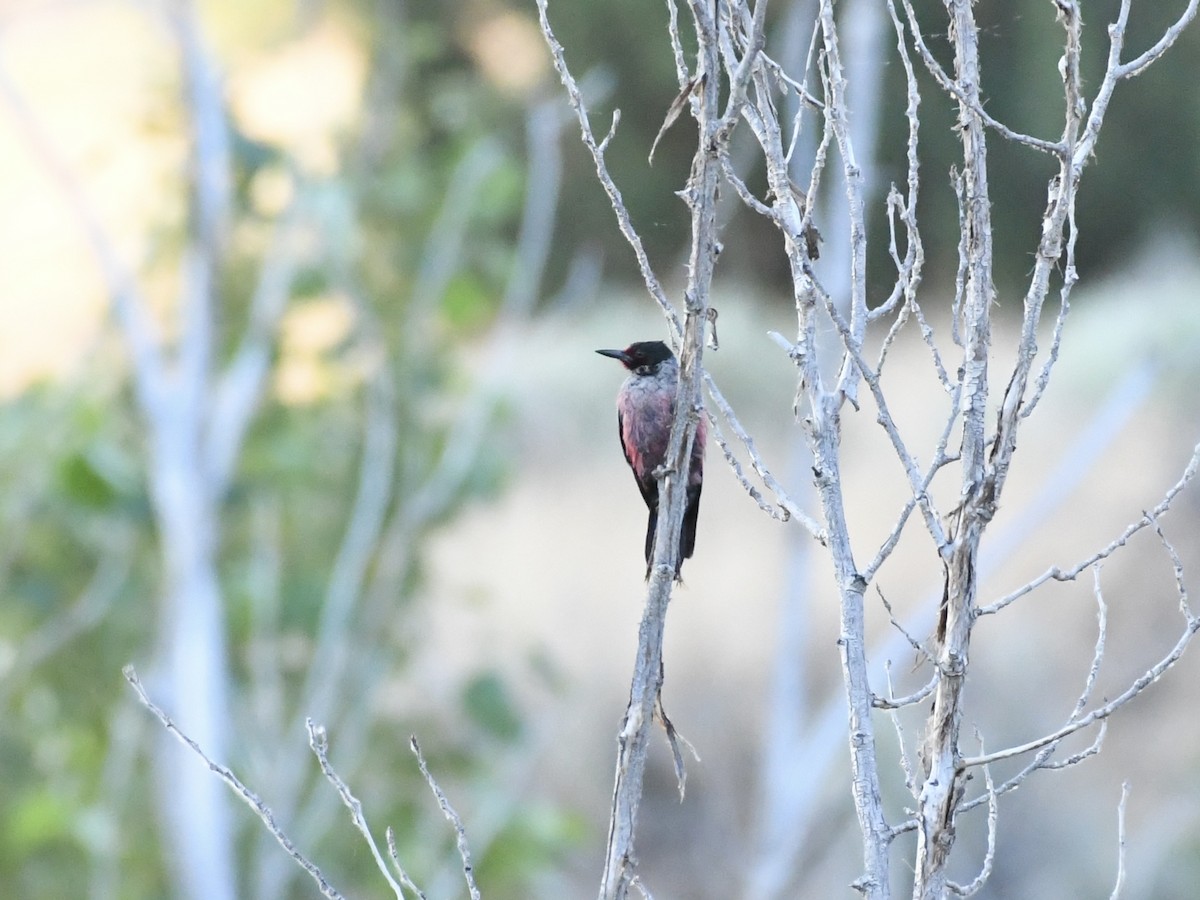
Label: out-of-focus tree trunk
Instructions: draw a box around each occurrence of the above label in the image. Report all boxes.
[744,1,886,893]
[150,444,235,900]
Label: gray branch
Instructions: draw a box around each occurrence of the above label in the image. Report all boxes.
[123,668,345,900]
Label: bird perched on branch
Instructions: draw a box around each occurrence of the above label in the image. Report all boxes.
[596,341,706,579]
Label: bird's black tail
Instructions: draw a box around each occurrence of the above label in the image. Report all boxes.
[680,483,702,564]
[643,483,702,580]
[643,507,657,580]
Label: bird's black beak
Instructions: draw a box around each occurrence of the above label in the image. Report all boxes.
[596,348,631,364]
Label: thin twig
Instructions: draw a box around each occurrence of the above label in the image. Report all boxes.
[535,0,681,335]
[876,585,932,663]
[1035,723,1107,771]
[307,719,408,900]
[703,381,826,539]
[410,736,482,900]
[961,610,1200,770]
[873,673,936,711]
[980,443,1200,616]
[1110,782,1131,900]
[385,828,428,900]
[121,667,345,900]
[947,732,997,897]
[1075,568,1109,720]
[1113,0,1198,80]
[896,0,1064,156]
[882,663,919,798]
[821,291,949,550]
[1148,511,1193,620]
[955,721,1107,820]
[655,692,701,800]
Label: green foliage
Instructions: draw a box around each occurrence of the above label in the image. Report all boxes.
[56,454,119,511]
[0,1,574,898]
[463,670,524,741]
[477,803,590,894]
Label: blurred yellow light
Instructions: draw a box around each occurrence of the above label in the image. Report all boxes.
[466,12,549,97]
[229,24,366,175]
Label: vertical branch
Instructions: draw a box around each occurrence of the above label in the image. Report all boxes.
[808,388,893,900]
[171,0,232,250]
[0,7,249,895]
[797,4,894,896]
[597,2,720,897]
[817,0,871,406]
[1110,782,1131,900]
[914,2,994,897]
[988,3,1083,488]
[720,1,894,891]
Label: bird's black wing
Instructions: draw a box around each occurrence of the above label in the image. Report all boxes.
[617,408,658,512]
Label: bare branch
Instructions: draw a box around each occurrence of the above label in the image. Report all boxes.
[876,585,932,664]
[862,390,961,584]
[1114,0,1199,79]
[1035,723,1107,772]
[1110,782,1131,900]
[895,0,1064,156]
[881,663,919,798]
[704,409,790,522]
[947,734,997,897]
[581,0,722,892]
[720,156,777,219]
[206,206,301,491]
[385,828,428,900]
[1075,568,1110,721]
[816,1,869,408]
[955,723,1108,820]
[1149,511,1193,620]
[758,51,825,113]
[665,0,690,85]
[307,720,408,900]
[410,737,482,900]
[715,0,769,136]
[962,612,1200,770]
[873,673,936,711]
[820,291,949,552]
[702,378,826,540]
[980,441,1200,617]
[913,0,999,891]
[535,0,681,335]
[121,667,345,900]
[1075,2,1198,179]
[870,1,923,324]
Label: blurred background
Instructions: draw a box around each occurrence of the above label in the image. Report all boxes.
[1,0,1199,898]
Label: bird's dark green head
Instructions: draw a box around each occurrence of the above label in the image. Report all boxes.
[595,341,674,376]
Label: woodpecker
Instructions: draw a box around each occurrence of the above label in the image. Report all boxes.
[596,341,706,579]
